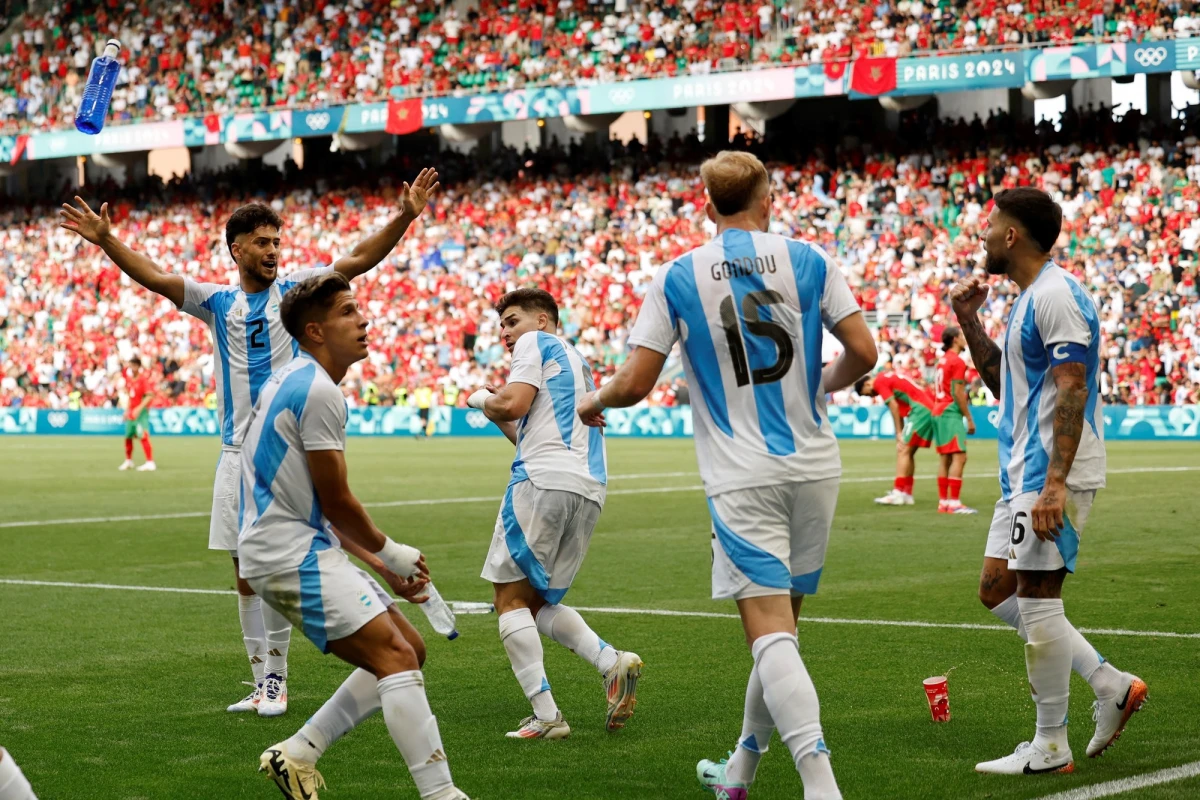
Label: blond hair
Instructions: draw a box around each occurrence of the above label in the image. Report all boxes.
[700,151,770,216]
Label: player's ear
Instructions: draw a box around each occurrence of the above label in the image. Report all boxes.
[303,319,324,346]
[705,200,716,223]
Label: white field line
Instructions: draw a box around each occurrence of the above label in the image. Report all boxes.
[1034,760,1200,800]
[2,464,1197,530]
[0,578,1198,639]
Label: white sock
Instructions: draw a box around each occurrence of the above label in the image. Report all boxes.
[0,748,38,800]
[992,593,1123,699]
[535,604,619,674]
[1018,597,1072,754]
[261,601,292,680]
[237,594,266,684]
[377,672,455,800]
[287,668,381,764]
[752,633,841,800]
[724,662,773,785]
[499,608,559,720]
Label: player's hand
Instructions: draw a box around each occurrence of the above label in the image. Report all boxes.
[1030,482,1066,541]
[59,196,111,244]
[576,391,607,428]
[399,168,440,219]
[950,276,990,319]
[966,418,977,435]
[895,436,906,454]
[382,557,430,604]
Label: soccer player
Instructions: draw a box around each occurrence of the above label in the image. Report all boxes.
[933,327,977,514]
[240,272,469,800]
[118,357,157,472]
[952,188,1145,775]
[0,747,37,799]
[58,167,439,715]
[576,151,877,800]
[854,370,936,505]
[466,288,642,740]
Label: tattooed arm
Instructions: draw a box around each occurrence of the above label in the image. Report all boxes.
[1030,361,1088,540]
[949,276,1002,396]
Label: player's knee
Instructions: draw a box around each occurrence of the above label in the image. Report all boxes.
[406,628,427,667]
[978,583,1006,609]
[377,631,421,676]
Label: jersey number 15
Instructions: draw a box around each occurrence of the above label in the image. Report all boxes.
[719,290,794,388]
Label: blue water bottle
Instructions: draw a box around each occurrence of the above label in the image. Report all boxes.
[74,39,123,135]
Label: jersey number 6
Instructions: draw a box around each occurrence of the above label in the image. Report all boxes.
[719,290,794,387]
[1010,510,1029,546]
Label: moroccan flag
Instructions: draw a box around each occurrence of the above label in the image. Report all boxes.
[849,56,898,96]
[386,97,424,135]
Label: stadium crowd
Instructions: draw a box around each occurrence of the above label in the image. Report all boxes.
[6,0,1200,134]
[2,104,1200,412]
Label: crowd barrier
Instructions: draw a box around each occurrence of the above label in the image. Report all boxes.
[2,406,1198,440]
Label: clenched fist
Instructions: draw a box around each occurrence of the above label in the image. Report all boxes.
[950,276,990,319]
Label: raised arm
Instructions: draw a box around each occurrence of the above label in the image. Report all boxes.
[332,168,440,280]
[60,197,185,307]
[950,276,1002,396]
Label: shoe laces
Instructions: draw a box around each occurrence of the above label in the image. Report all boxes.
[295,762,326,792]
[263,675,283,701]
[1013,741,1034,755]
[1091,699,1104,722]
[238,681,261,702]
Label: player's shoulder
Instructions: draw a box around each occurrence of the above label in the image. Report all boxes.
[1033,264,1096,315]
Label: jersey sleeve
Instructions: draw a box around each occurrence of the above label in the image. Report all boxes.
[812,245,862,330]
[506,332,543,388]
[626,266,678,355]
[278,265,334,294]
[948,357,968,383]
[874,374,896,401]
[179,279,227,324]
[299,381,347,452]
[1036,285,1093,367]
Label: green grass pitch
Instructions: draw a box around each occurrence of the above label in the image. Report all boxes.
[1,436,1198,799]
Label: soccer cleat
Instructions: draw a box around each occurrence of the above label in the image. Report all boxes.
[258,673,288,717]
[938,501,951,514]
[1087,675,1148,758]
[975,741,1074,775]
[118,459,134,471]
[603,650,643,731]
[227,681,262,713]
[259,743,326,800]
[136,460,157,472]
[696,754,748,800]
[874,490,915,506]
[505,712,571,740]
[951,503,978,515]
[425,789,471,800]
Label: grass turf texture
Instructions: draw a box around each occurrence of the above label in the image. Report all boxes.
[0,436,1198,800]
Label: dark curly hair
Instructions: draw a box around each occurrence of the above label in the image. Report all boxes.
[225,203,283,259]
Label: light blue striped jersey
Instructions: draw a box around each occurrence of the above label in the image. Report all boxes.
[180,267,331,448]
[507,331,607,505]
[997,262,1106,500]
[236,353,347,579]
[627,228,861,497]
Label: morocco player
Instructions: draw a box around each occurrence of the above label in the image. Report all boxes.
[59,168,438,716]
[954,188,1145,775]
[467,288,642,740]
[577,151,878,799]
[118,357,156,472]
[933,327,976,514]
[854,370,936,505]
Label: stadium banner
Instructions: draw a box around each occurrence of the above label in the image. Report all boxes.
[893,53,1023,96]
[4,406,1200,440]
[1026,42,1138,82]
[1173,39,1200,70]
[0,135,18,163]
[292,107,346,137]
[794,63,846,98]
[584,68,796,115]
[27,120,185,160]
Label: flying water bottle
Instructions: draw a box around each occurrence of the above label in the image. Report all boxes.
[418,582,459,640]
[75,39,123,135]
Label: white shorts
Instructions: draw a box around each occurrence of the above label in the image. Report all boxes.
[246,546,393,654]
[984,489,1097,573]
[481,480,601,605]
[208,448,241,553]
[708,478,839,601]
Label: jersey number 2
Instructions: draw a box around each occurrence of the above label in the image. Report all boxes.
[248,319,267,349]
[719,291,794,387]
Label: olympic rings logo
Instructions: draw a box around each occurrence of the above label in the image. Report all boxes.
[1133,47,1168,67]
[466,411,490,428]
[607,88,635,106]
[305,112,332,130]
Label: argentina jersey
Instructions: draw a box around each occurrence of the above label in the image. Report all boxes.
[628,228,861,496]
[997,262,1106,500]
[180,267,331,448]
[237,353,347,579]
[507,331,607,505]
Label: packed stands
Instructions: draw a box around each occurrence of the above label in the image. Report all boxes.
[2,104,1199,412]
[5,0,1200,134]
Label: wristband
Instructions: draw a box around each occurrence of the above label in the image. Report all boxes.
[467,388,491,410]
[590,391,607,412]
[378,538,422,578]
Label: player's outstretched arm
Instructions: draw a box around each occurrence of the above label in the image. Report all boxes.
[59,197,185,307]
[822,311,877,393]
[950,276,1002,396]
[332,167,440,280]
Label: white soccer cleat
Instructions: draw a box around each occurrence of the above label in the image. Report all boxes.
[118,459,134,471]
[603,651,643,731]
[975,741,1074,775]
[951,502,978,515]
[426,789,471,800]
[227,681,262,713]
[259,742,326,800]
[258,673,288,717]
[136,461,157,472]
[1087,674,1148,757]
[874,489,914,506]
[505,712,571,740]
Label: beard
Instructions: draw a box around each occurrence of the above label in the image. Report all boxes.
[984,251,1009,275]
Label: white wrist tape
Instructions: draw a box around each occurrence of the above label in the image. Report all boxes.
[378,538,422,578]
[467,389,491,410]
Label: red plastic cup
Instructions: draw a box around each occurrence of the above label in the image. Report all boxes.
[923,676,951,722]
